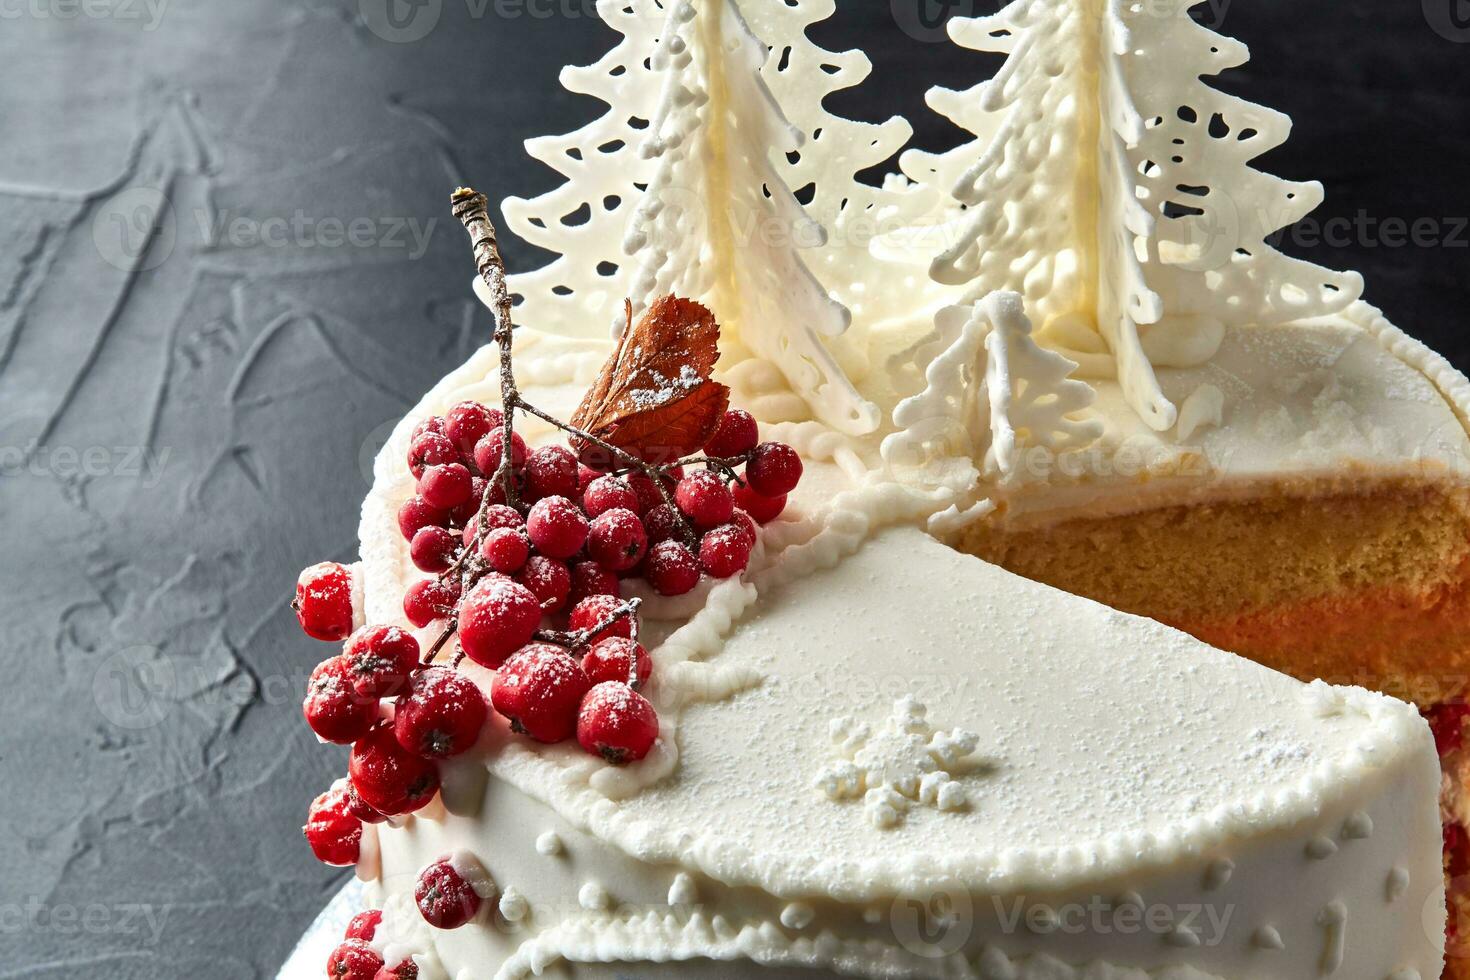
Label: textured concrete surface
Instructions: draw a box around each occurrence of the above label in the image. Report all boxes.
[0,1,1465,977]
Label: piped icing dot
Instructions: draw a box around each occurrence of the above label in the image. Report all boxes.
[578,881,611,911]
[1305,836,1338,860]
[498,887,529,923]
[668,873,698,909]
[535,831,564,856]
[1342,811,1374,840]
[780,902,815,931]
[1386,867,1410,902]
[1253,925,1285,950]
[1203,857,1234,891]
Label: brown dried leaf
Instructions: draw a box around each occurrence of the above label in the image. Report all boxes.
[570,296,731,466]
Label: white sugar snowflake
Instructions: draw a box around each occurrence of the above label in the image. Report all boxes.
[815,697,980,829]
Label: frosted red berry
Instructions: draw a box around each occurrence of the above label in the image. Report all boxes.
[473,429,527,477]
[728,509,758,550]
[294,562,357,641]
[327,940,384,980]
[645,540,700,596]
[568,560,620,604]
[479,527,531,574]
[344,624,420,699]
[523,444,580,501]
[525,495,589,559]
[398,496,448,541]
[675,470,734,528]
[491,644,591,743]
[407,431,457,480]
[703,409,759,458]
[349,725,440,816]
[345,782,387,825]
[375,961,418,980]
[578,682,659,764]
[304,657,378,744]
[569,594,634,643]
[444,401,502,456]
[410,416,446,443]
[410,525,459,573]
[624,472,664,516]
[304,783,362,867]
[733,483,786,524]
[463,503,523,546]
[699,524,752,579]
[402,578,459,628]
[344,910,382,942]
[746,442,802,497]
[643,503,680,545]
[394,667,489,759]
[456,576,542,669]
[587,508,648,572]
[516,555,571,612]
[577,464,600,494]
[419,462,473,511]
[582,475,639,518]
[454,477,504,527]
[583,637,651,689]
[415,858,483,930]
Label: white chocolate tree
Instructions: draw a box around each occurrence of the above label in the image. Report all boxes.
[743,0,916,327]
[898,0,1364,432]
[504,0,881,435]
[501,0,662,336]
[882,291,1100,490]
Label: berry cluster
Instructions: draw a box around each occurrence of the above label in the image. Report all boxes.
[294,402,800,883]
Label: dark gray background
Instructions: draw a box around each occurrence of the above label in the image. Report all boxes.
[1,1,1465,976]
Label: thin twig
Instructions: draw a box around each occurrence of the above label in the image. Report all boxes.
[535,597,642,652]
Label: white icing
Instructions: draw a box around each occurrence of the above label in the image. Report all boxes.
[1305,836,1339,860]
[535,831,563,857]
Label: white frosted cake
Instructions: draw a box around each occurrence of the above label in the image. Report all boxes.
[292,2,1470,979]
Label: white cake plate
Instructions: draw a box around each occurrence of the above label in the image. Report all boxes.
[276,878,366,979]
